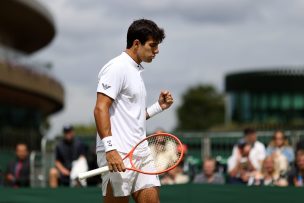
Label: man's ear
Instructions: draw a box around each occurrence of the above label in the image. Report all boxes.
[133,39,140,49]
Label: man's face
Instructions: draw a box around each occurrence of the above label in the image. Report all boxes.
[16,144,28,160]
[263,158,274,174]
[203,160,215,176]
[274,132,284,147]
[137,37,159,63]
[296,152,304,170]
[64,130,74,142]
[245,133,257,144]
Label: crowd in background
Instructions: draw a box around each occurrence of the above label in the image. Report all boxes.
[1,126,304,188]
[158,128,304,187]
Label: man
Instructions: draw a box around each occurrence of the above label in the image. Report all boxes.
[5,143,30,187]
[49,125,86,187]
[94,19,173,203]
[288,149,304,186]
[231,128,266,171]
[193,158,225,184]
[227,140,256,184]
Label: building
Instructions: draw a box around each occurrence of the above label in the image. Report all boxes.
[0,0,64,151]
[225,69,304,126]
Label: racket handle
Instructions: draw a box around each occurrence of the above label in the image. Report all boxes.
[78,166,109,180]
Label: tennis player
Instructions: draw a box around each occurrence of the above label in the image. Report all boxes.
[94,19,173,203]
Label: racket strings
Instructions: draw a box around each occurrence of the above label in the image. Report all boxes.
[147,135,182,172]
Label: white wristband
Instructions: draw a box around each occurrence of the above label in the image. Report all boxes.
[102,136,117,152]
[147,101,163,118]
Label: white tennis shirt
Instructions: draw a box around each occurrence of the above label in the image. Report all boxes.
[96,52,148,155]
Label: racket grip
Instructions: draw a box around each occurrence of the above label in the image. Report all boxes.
[78,166,109,180]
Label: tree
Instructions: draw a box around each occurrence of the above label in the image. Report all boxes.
[176,84,225,131]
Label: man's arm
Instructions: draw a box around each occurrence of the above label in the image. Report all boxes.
[5,162,15,185]
[55,160,70,176]
[94,93,125,172]
[54,146,70,176]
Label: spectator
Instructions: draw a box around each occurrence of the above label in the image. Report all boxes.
[49,125,87,188]
[193,158,225,184]
[231,128,266,171]
[150,129,182,172]
[266,130,294,174]
[159,140,189,185]
[160,163,189,185]
[248,156,288,186]
[288,149,304,187]
[5,143,30,187]
[227,140,256,184]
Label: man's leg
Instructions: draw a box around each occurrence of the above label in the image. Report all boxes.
[49,168,58,188]
[104,181,130,203]
[132,187,160,203]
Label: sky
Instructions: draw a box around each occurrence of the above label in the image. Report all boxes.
[34,0,304,138]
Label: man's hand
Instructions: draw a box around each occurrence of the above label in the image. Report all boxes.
[6,174,15,182]
[106,150,126,172]
[158,90,173,110]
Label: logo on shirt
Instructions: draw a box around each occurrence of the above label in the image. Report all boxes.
[102,83,111,90]
[106,140,112,147]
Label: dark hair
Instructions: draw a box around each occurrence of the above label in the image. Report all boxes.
[63,124,74,133]
[296,139,304,152]
[126,19,165,48]
[243,127,256,136]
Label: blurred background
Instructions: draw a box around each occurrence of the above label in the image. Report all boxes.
[1,0,304,202]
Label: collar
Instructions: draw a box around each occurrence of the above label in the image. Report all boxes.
[122,52,144,71]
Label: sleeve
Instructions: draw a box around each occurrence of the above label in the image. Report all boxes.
[218,174,225,184]
[266,146,273,156]
[193,174,202,183]
[227,155,237,172]
[55,145,63,162]
[259,144,267,160]
[96,64,125,100]
[284,147,295,163]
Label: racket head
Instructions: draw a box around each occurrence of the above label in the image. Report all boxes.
[126,132,184,175]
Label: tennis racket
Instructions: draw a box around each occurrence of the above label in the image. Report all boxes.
[78,133,184,180]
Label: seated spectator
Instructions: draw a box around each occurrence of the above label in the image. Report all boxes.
[193,158,225,184]
[160,163,189,185]
[231,128,266,171]
[160,142,189,185]
[227,140,256,184]
[266,130,294,174]
[5,143,30,188]
[150,130,184,172]
[49,125,87,188]
[248,156,288,186]
[288,149,304,187]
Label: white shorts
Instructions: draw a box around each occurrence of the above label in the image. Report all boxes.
[97,151,161,197]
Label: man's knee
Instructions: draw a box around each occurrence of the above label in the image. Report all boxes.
[132,187,160,203]
[49,168,58,177]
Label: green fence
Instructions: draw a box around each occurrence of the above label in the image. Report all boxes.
[0,184,303,203]
[5,130,304,188]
